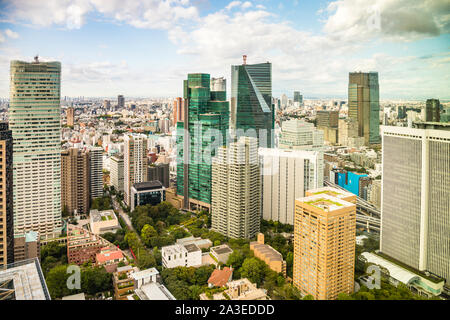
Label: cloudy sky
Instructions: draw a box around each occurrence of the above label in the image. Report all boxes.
[0,0,449,99]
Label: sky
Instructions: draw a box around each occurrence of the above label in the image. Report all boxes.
[0,0,449,100]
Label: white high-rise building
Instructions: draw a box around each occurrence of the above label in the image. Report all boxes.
[259,148,323,225]
[9,59,62,239]
[211,137,260,239]
[88,146,103,199]
[110,154,124,192]
[381,125,450,287]
[124,134,148,205]
[279,119,324,150]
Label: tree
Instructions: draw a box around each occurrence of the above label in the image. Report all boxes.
[81,267,113,295]
[45,265,75,299]
[226,251,245,269]
[141,224,157,246]
[240,258,266,286]
[302,294,315,300]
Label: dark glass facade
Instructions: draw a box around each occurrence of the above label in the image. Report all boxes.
[231,62,274,148]
[176,73,229,209]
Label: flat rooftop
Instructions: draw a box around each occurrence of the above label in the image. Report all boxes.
[297,194,355,213]
[306,186,355,200]
[136,282,176,300]
[131,268,159,281]
[184,243,201,253]
[90,209,117,223]
[211,244,233,255]
[132,180,163,191]
[0,258,51,300]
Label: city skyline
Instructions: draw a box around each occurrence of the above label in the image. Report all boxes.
[0,0,449,99]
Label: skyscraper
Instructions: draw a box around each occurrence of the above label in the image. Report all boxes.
[279,119,324,150]
[9,58,62,239]
[348,72,380,145]
[124,134,148,205]
[381,125,450,286]
[0,122,13,266]
[425,99,440,122]
[259,148,323,225]
[118,95,125,109]
[294,187,356,300]
[176,73,229,211]
[110,154,124,192]
[231,57,274,148]
[293,91,303,104]
[61,148,90,215]
[211,136,260,239]
[173,97,184,125]
[88,147,103,199]
[66,107,74,127]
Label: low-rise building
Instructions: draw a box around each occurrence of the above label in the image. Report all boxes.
[210,244,233,264]
[67,224,109,265]
[89,209,121,235]
[113,265,140,300]
[62,293,86,300]
[13,231,40,262]
[161,243,202,268]
[200,278,268,300]
[130,181,165,211]
[208,267,233,288]
[96,247,126,273]
[250,233,286,277]
[176,236,213,250]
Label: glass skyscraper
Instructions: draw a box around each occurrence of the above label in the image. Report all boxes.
[348,72,380,145]
[176,73,229,211]
[231,61,274,148]
[9,59,62,239]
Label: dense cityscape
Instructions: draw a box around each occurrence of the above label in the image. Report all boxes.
[0,0,449,307]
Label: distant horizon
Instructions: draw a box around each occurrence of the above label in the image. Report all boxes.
[0,0,449,100]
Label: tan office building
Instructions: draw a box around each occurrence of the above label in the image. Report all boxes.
[66,107,74,127]
[293,187,356,300]
[61,148,90,215]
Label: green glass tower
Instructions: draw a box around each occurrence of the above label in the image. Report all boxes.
[348,72,380,145]
[176,74,229,211]
[9,58,62,239]
[231,60,274,148]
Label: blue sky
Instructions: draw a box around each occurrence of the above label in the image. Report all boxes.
[0,0,449,100]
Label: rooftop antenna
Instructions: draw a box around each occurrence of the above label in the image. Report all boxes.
[33,55,39,63]
[243,55,247,65]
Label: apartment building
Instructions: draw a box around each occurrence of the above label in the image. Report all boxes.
[293,188,356,300]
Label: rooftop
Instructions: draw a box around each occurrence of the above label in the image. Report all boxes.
[90,209,117,223]
[184,243,201,253]
[0,258,51,300]
[297,193,355,213]
[211,244,233,255]
[132,180,163,191]
[62,293,86,300]
[208,267,233,287]
[306,186,355,200]
[135,282,176,300]
[131,268,159,281]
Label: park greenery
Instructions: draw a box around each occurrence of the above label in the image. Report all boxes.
[91,196,112,211]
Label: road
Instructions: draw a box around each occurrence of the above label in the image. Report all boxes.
[112,196,135,232]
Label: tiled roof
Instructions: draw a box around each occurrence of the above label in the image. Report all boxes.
[208,267,232,287]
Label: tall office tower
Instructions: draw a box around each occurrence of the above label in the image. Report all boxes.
[173,97,184,125]
[338,118,364,148]
[118,95,125,109]
[88,147,103,199]
[66,107,74,127]
[317,110,338,128]
[211,136,260,239]
[293,91,303,104]
[176,73,229,211]
[231,57,274,148]
[279,119,324,150]
[103,99,111,110]
[294,187,356,300]
[124,134,148,205]
[281,94,288,108]
[425,99,440,122]
[348,71,380,145]
[61,148,90,215]
[381,125,450,287]
[0,122,13,266]
[259,148,323,225]
[148,163,170,188]
[110,154,124,192]
[9,59,62,239]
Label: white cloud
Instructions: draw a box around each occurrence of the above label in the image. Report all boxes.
[4,29,19,39]
[323,0,450,42]
[0,32,5,43]
[2,0,199,30]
